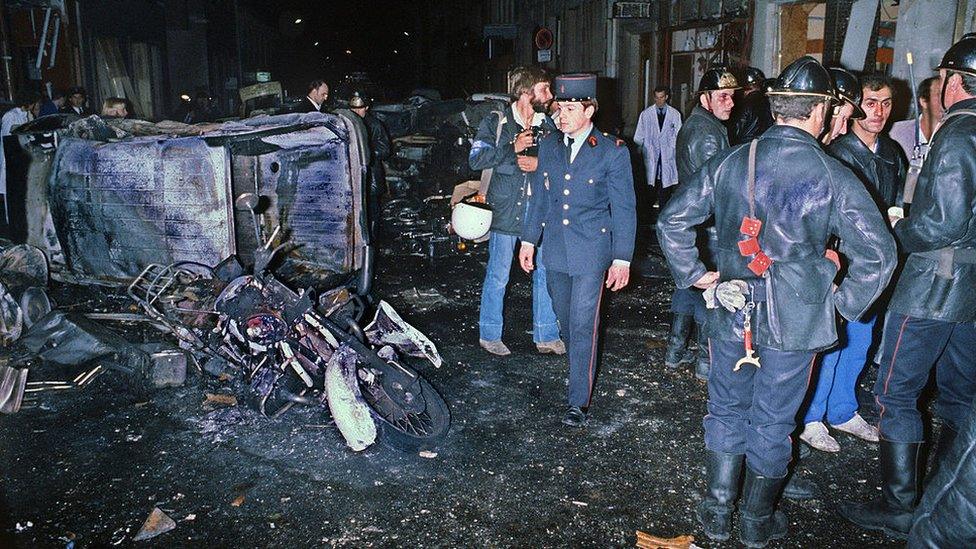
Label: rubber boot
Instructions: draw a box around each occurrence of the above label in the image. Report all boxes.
[695,451,744,541]
[694,322,710,381]
[664,313,694,368]
[738,469,788,548]
[782,470,817,500]
[839,441,921,539]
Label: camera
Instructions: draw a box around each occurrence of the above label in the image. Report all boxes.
[520,125,545,157]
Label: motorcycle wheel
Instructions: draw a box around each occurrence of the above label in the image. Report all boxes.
[358,358,450,452]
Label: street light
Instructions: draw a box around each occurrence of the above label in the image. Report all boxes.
[403,31,409,37]
[314,41,320,46]
[345,49,352,55]
[294,18,302,24]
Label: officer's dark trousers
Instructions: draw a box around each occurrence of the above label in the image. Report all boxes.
[546,270,604,408]
[670,288,707,323]
[704,339,815,477]
[875,312,976,442]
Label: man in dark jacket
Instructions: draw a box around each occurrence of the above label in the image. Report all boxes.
[297,79,329,113]
[469,66,563,357]
[664,67,739,380]
[840,32,976,540]
[518,73,636,427]
[350,92,392,240]
[729,67,773,145]
[659,56,897,547]
[800,73,906,453]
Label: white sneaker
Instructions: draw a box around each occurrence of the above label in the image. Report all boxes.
[832,413,880,442]
[800,421,841,453]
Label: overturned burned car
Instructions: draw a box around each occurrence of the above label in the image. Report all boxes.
[2,112,450,452]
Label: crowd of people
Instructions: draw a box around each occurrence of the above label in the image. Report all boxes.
[468,34,976,547]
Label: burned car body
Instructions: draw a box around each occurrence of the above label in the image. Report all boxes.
[25,112,370,286]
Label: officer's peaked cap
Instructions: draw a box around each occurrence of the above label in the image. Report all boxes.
[827,67,866,119]
[554,73,596,101]
[939,33,976,78]
[767,56,836,100]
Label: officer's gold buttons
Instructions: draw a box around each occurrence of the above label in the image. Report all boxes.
[563,204,569,210]
[564,174,571,180]
[563,189,570,196]
[543,172,548,177]
[601,228,607,233]
[588,179,594,184]
[562,219,569,225]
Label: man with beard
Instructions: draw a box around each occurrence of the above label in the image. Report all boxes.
[659,56,896,547]
[518,73,636,426]
[665,67,738,380]
[800,73,905,453]
[840,32,976,541]
[470,66,564,357]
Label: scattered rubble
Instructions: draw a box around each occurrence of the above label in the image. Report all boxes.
[132,507,176,542]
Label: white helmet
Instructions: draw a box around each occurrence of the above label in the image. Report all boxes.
[451,202,492,240]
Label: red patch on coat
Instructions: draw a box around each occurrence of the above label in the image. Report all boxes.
[587,135,598,147]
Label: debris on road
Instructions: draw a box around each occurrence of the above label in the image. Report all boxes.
[635,531,696,549]
[132,507,176,542]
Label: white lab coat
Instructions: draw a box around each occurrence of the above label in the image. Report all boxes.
[634,104,681,187]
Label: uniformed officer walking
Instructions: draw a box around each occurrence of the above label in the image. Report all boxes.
[840,33,976,540]
[659,56,897,547]
[518,73,637,427]
[665,67,739,380]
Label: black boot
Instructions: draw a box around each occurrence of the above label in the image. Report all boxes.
[782,471,817,500]
[738,468,788,548]
[839,441,921,539]
[695,451,744,541]
[694,322,710,381]
[664,314,694,368]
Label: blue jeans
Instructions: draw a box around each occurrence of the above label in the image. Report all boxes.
[803,315,876,425]
[478,232,560,343]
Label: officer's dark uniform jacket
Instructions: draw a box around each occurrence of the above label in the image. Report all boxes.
[469,108,557,236]
[828,131,906,212]
[888,97,976,322]
[729,91,774,145]
[658,125,898,351]
[522,127,637,273]
[676,105,729,181]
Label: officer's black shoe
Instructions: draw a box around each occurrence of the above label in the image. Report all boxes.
[782,471,817,500]
[838,441,921,539]
[695,451,744,541]
[664,314,694,368]
[738,468,788,548]
[562,406,588,427]
[694,322,710,381]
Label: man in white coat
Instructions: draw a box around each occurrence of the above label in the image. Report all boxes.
[634,85,682,208]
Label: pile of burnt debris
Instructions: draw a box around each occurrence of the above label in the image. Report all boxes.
[1,111,453,453]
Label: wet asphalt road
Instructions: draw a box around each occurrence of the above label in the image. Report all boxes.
[0,211,906,548]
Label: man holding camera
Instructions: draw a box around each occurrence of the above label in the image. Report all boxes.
[469,66,564,357]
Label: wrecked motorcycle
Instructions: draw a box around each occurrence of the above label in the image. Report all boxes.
[128,193,450,452]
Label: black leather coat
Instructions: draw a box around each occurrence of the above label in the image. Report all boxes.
[658,125,897,352]
[828,131,906,212]
[888,98,976,322]
[675,105,730,182]
[908,396,976,548]
[729,91,773,145]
